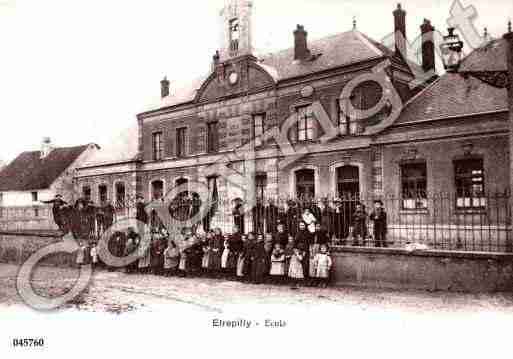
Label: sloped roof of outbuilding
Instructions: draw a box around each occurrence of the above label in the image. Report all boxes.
[79,125,139,168]
[394,38,509,126]
[0,145,92,191]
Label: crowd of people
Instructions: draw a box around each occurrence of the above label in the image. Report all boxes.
[64,194,389,289]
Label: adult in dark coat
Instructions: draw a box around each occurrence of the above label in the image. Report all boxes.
[41,195,68,233]
[136,196,149,225]
[251,201,265,235]
[352,203,368,246]
[151,238,165,275]
[71,199,89,241]
[265,199,279,235]
[103,201,115,231]
[243,233,256,279]
[277,202,287,228]
[232,200,245,235]
[208,228,224,276]
[125,227,140,273]
[286,200,300,237]
[249,234,268,284]
[331,199,345,243]
[274,223,289,247]
[294,222,312,280]
[370,200,388,248]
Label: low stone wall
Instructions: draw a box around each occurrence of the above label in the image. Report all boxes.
[2,233,513,293]
[331,247,513,293]
[0,233,75,268]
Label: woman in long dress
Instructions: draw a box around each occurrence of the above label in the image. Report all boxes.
[164,241,180,276]
[138,233,152,273]
[250,234,268,284]
[208,228,223,277]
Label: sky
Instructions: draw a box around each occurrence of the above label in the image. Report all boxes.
[0,0,512,164]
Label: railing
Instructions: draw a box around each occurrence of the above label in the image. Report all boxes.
[22,191,512,253]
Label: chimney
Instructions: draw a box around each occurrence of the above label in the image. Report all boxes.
[393,3,407,58]
[294,24,311,61]
[420,19,436,73]
[160,76,170,98]
[212,50,220,72]
[41,137,53,159]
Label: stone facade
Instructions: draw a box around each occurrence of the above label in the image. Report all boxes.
[74,1,512,240]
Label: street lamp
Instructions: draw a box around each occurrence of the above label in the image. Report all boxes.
[439,27,464,73]
[439,26,510,89]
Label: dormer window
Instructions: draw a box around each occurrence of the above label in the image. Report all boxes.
[229,18,240,52]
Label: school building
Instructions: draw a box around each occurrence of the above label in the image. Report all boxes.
[74,1,513,251]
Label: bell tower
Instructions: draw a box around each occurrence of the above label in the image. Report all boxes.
[219,0,253,61]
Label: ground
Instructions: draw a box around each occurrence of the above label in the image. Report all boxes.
[1,263,513,315]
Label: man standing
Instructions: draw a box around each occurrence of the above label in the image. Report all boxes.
[370,200,388,248]
[274,223,288,247]
[41,194,68,233]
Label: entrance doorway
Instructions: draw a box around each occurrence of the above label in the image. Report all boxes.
[295,169,315,200]
[335,165,361,240]
[337,165,360,200]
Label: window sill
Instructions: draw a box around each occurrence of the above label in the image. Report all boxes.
[399,209,429,215]
[454,208,487,215]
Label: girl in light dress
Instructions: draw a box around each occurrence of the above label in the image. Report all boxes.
[269,243,286,284]
[76,242,86,267]
[313,244,332,288]
[288,247,305,288]
[221,235,231,274]
[201,234,211,275]
[164,241,180,277]
[178,232,191,277]
[236,234,248,280]
[90,243,98,269]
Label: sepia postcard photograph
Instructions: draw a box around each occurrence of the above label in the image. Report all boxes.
[1,0,513,358]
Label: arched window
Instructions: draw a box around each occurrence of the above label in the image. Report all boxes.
[151,180,164,201]
[175,178,189,198]
[296,169,315,200]
[115,183,126,208]
[82,186,91,202]
[98,185,108,203]
[229,18,240,52]
[337,166,360,200]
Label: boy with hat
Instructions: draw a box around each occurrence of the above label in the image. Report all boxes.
[370,200,388,248]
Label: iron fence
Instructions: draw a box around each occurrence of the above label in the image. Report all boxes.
[34,191,512,253]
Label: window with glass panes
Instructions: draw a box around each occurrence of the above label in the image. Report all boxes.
[229,18,240,52]
[338,96,360,136]
[152,132,163,161]
[207,122,219,153]
[176,127,187,158]
[98,185,108,203]
[82,187,91,202]
[296,105,315,141]
[253,113,265,147]
[454,158,486,209]
[151,180,164,201]
[255,174,267,201]
[400,162,428,209]
[115,183,126,207]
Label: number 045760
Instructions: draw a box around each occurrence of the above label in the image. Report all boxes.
[12,338,45,348]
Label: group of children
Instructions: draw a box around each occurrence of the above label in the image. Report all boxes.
[76,223,334,288]
[75,199,389,289]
